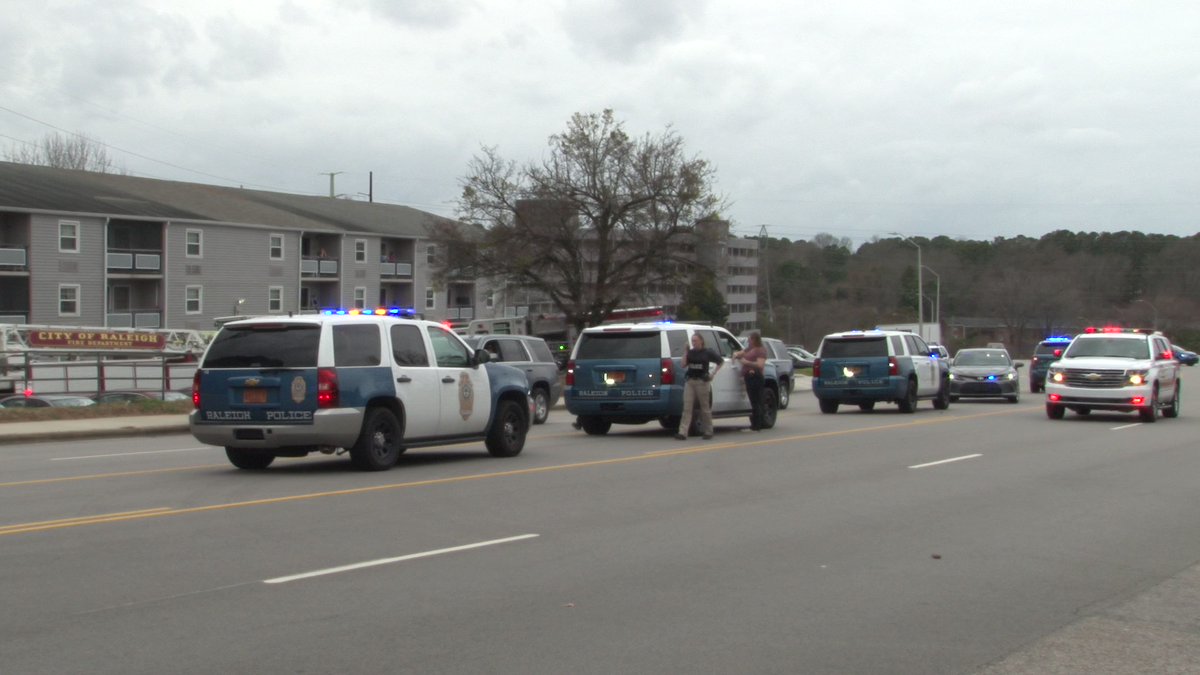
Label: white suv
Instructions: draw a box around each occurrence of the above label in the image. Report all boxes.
[1044,327,1181,422]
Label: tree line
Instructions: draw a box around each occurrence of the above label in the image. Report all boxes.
[757,230,1200,354]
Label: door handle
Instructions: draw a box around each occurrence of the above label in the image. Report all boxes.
[396,375,412,383]
[442,376,455,383]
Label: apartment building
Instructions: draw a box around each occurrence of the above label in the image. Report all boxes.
[0,162,475,330]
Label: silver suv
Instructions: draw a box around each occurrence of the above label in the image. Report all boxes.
[463,334,562,425]
[1044,327,1181,422]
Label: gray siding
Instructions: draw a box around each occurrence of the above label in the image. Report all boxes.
[165,224,302,330]
[30,213,106,326]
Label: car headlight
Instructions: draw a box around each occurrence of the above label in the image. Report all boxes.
[1049,368,1065,383]
[1006,371,1017,380]
[1127,370,1149,386]
[948,373,956,380]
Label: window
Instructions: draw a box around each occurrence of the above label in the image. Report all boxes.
[425,326,471,367]
[333,324,381,366]
[355,239,367,263]
[59,221,79,253]
[496,338,529,362]
[269,234,284,260]
[390,325,429,366]
[426,244,436,264]
[354,287,366,309]
[185,229,202,257]
[425,287,436,310]
[185,286,202,314]
[268,286,283,313]
[59,285,80,316]
[485,292,494,309]
[203,325,320,368]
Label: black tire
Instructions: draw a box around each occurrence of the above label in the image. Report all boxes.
[949,395,960,403]
[858,401,876,412]
[659,415,681,433]
[759,388,778,429]
[349,407,403,471]
[933,380,950,410]
[1163,381,1181,419]
[1139,386,1158,423]
[819,398,840,414]
[1046,403,1065,420]
[897,378,918,413]
[579,415,611,436]
[225,447,274,470]
[486,399,527,457]
[1006,395,1019,404]
[1075,407,1091,416]
[778,380,791,409]
[531,387,550,425]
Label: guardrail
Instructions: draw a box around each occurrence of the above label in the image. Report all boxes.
[0,353,197,396]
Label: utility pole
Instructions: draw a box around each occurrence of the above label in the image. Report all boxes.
[319,171,344,198]
[759,224,773,324]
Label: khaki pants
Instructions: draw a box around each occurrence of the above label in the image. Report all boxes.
[679,378,713,437]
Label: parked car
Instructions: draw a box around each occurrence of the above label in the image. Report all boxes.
[927,344,950,360]
[811,329,950,413]
[462,334,562,424]
[948,348,1022,403]
[566,322,780,435]
[93,390,191,404]
[0,393,97,408]
[786,346,816,369]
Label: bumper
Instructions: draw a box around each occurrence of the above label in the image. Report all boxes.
[189,407,364,449]
[812,377,906,403]
[950,378,1019,398]
[1044,384,1153,411]
[565,387,683,421]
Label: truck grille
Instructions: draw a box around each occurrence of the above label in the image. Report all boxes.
[1061,369,1127,388]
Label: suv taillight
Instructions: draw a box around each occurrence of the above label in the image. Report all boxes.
[660,358,675,385]
[565,360,575,386]
[192,370,201,409]
[812,358,821,378]
[317,368,339,408]
[888,358,899,376]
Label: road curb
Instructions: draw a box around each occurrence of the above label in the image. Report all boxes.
[0,424,191,444]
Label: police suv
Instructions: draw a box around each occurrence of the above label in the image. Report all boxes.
[811,328,950,413]
[190,309,532,471]
[1044,326,1181,422]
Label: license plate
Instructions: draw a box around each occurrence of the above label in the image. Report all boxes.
[841,366,863,378]
[601,371,626,384]
[242,388,267,404]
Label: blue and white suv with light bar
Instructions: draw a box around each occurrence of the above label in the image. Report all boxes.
[190,309,532,470]
[1044,327,1181,422]
[565,322,780,435]
[811,328,950,413]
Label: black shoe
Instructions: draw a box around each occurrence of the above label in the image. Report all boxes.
[674,434,686,440]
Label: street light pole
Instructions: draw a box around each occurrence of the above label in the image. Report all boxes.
[922,265,940,324]
[891,233,922,339]
[1135,298,1158,329]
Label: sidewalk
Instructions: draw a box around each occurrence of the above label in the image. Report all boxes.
[0,414,189,444]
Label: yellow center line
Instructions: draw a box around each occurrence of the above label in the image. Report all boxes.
[0,465,225,487]
[1,407,1026,536]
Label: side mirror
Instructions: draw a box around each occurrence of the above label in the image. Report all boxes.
[474,348,492,366]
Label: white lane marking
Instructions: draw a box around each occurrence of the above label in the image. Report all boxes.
[51,447,211,461]
[1111,423,1142,430]
[908,454,982,469]
[263,534,540,585]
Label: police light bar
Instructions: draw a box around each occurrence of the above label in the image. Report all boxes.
[1084,326,1153,334]
[1045,336,1073,343]
[320,307,418,317]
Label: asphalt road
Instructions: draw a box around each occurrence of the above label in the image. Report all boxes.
[2,393,1199,674]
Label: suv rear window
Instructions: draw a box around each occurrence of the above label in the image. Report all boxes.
[1035,342,1063,356]
[820,337,888,358]
[575,332,661,359]
[203,324,320,368]
[525,339,555,363]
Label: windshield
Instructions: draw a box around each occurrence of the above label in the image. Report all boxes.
[953,350,1011,366]
[1065,337,1150,360]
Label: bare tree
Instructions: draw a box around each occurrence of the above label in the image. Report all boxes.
[6,132,115,172]
[429,110,722,332]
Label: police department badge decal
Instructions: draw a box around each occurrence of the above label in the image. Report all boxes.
[458,373,474,420]
[291,376,306,404]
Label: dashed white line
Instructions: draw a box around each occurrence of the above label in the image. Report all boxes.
[908,454,982,469]
[263,534,540,584]
[51,447,210,461]
[1110,423,1142,430]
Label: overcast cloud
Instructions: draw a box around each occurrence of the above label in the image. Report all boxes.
[2,0,1198,244]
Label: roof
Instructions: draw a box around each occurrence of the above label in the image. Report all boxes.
[0,161,454,237]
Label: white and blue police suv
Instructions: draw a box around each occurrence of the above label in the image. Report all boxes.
[190,309,531,471]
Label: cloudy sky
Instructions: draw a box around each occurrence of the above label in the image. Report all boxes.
[2,0,1198,244]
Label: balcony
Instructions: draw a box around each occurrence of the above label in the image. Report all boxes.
[380,261,413,278]
[0,313,27,324]
[107,248,162,273]
[0,245,28,271]
[301,256,339,277]
[445,306,475,320]
[106,310,162,328]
